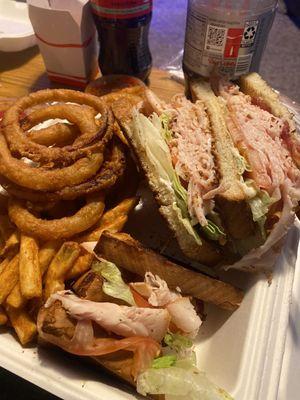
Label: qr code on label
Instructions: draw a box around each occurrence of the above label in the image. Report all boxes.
[205,25,226,51]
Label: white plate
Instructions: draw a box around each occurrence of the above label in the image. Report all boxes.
[0,0,36,52]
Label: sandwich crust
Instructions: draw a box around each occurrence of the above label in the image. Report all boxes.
[96,231,244,311]
[239,73,295,128]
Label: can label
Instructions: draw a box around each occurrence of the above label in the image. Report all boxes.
[183,4,276,78]
[91,0,152,19]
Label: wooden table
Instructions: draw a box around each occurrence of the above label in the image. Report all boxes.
[0,46,183,100]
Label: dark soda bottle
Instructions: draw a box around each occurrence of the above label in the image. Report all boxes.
[90,0,153,82]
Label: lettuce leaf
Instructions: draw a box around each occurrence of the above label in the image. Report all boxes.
[139,334,233,399]
[152,355,177,369]
[172,171,189,219]
[164,332,193,351]
[248,189,273,240]
[160,113,172,142]
[231,147,251,175]
[92,260,136,306]
[202,220,226,242]
[137,363,233,400]
[132,112,202,245]
[248,190,272,222]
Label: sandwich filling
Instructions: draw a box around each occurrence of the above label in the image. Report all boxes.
[166,95,218,227]
[219,81,300,199]
[218,80,300,263]
[37,259,232,399]
[131,95,226,246]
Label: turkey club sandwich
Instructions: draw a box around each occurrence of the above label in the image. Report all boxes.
[112,73,300,270]
[37,254,233,399]
[190,73,300,270]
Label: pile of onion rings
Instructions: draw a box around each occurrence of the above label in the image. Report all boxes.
[0,89,126,240]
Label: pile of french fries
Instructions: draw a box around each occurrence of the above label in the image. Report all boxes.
[0,197,137,345]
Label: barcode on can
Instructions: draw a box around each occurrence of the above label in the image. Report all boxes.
[205,25,227,52]
[235,54,253,75]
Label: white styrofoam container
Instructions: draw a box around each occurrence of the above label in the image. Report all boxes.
[0,0,36,52]
[0,196,299,400]
[278,234,300,400]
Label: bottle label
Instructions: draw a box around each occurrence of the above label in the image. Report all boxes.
[91,0,152,19]
[183,3,276,78]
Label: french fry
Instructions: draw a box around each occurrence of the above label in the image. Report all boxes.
[39,240,61,277]
[6,240,60,309]
[66,251,94,280]
[44,242,81,300]
[0,256,11,276]
[0,306,7,325]
[19,235,41,299]
[0,230,20,257]
[78,197,138,243]
[0,254,19,304]
[5,305,37,345]
[6,283,24,309]
[98,197,138,228]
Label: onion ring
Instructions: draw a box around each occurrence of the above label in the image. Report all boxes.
[1,90,110,165]
[8,193,105,241]
[0,134,104,191]
[21,104,97,130]
[1,140,126,201]
[21,103,99,149]
[27,123,79,147]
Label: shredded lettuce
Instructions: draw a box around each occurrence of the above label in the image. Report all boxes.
[172,172,189,218]
[152,355,177,369]
[202,220,226,242]
[140,332,233,398]
[248,189,273,240]
[92,260,136,306]
[231,147,251,175]
[160,113,172,142]
[248,190,272,222]
[137,361,233,399]
[164,332,193,351]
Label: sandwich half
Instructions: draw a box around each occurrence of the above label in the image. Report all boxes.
[37,257,233,399]
[112,89,255,266]
[191,73,300,270]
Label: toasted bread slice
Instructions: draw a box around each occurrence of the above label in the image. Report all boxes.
[190,79,254,239]
[239,73,295,128]
[112,96,221,266]
[239,73,300,163]
[96,231,244,311]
